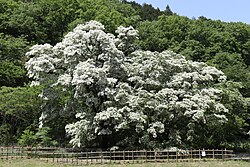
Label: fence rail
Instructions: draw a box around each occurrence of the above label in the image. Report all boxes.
[0,147,235,165]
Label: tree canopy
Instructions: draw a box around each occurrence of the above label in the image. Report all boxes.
[25,21,231,149]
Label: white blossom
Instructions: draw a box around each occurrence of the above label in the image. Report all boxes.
[147,122,165,138]
[57,73,72,86]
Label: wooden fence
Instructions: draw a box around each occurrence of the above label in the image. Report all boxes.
[0,147,235,165]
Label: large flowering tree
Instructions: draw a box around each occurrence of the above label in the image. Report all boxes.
[26,21,228,149]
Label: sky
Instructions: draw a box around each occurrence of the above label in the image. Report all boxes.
[129,0,250,24]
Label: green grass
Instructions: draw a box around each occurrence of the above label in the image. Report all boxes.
[0,159,249,167]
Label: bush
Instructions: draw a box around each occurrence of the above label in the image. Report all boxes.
[18,127,58,147]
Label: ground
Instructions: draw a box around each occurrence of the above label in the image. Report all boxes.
[0,159,249,167]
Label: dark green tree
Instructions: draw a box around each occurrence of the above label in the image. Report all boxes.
[0,61,28,87]
[164,5,173,16]
[0,86,42,145]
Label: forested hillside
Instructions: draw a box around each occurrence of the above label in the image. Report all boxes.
[0,0,249,151]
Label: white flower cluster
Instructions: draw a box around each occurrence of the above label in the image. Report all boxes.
[94,107,122,122]
[116,26,139,40]
[65,119,90,148]
[72,60,107,86]
[123,48,228,142]
[147,122,165,138]
[25,44,61,85]
[115,26,139,52]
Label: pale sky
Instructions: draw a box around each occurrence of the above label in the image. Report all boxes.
[129,0,250,24]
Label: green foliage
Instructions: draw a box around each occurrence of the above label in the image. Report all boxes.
[138,15,191,51]
[164,5,173,16]
[0,124,12,146]
[17,129,36,147]
[1,0,139,44]
[18,127,58,147]
[0,86,42,145]
[0,0,19,28]
[0,33,29,62]
[68,0,139,33]
[123,1,173,21]
[35,127,58,147]
[214,82,249,149]
[0,61,28,87]
[207,52,250,97]
[138,16,250,67]
[222,140,250,152]
[207,52,249,81]
[0,0,79,44]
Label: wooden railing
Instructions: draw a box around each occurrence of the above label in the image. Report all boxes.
[0,147,235,165]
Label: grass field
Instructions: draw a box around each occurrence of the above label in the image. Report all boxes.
[0,159,249,167]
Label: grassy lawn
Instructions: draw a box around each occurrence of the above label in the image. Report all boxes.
[0,159,249,167]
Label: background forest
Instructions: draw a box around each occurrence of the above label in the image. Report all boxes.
[0,0,249,151]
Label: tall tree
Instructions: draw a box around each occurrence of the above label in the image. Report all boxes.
[26,21,229,149]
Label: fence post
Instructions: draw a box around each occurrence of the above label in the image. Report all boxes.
[190,149,193,161]
[19,147,21,159]
[1,147,2,160]
[199,149,201,160]
[154,150,157,163]
[167,151,169,162]
[21,147,23,159]
[100,150,103,164]
[132,151,134,163]
[66,151,69,164]
[15,147,18,159]
[52,151,55,163]
[123,150,125,163]
[212,149,215,159]
[6,147,8,160]
[46,150,48,163]
[109,150,111,164]
[61,148,64,163]
[222,149,224,160]
[176,150,178,162]
[86,150,89,165]
[76,151,78,165]
[56,149,59,163]
[11,146,14,160]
